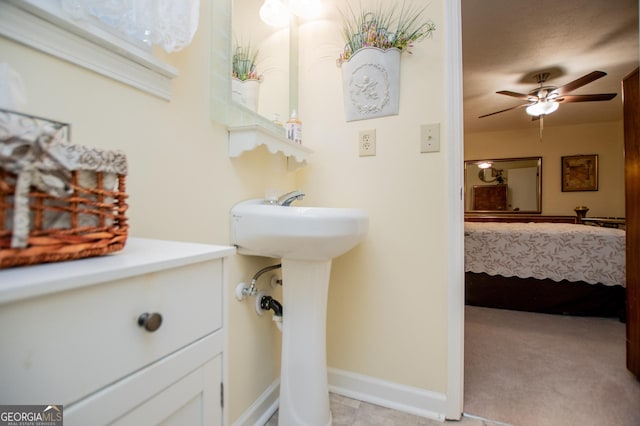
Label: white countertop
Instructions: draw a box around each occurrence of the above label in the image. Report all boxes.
[0,238,236,305]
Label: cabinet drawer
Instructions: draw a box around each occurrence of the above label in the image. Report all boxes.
[0,259,223,405]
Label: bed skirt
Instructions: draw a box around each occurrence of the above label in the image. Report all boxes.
[465,272,626,320]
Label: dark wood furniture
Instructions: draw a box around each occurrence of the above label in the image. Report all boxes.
[465,272,625,318]
[472,185,507,210]
[581,217,626,229]
[464,214,577,224]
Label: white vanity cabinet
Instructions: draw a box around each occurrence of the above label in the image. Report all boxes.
[0,238,235,426]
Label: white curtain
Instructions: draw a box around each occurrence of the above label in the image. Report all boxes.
[60,0,200,53]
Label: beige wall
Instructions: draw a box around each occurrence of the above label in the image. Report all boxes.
[465,121,625,217]
[1,0,453,421]
[296,0,450,392]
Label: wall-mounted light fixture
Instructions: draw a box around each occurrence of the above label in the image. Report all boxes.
[259,0,323,27]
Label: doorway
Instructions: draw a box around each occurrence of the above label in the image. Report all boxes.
[450,0,640,422]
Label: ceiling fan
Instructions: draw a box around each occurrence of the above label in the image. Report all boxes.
[478,71,617,120]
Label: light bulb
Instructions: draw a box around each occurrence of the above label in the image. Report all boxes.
[259,0,289,27]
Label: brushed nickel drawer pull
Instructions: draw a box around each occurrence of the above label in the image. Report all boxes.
[138,312,163,332]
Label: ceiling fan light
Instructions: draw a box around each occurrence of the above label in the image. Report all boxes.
[526,100,559,116]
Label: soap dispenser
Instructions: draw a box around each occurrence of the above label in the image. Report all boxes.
[286,110,302,144]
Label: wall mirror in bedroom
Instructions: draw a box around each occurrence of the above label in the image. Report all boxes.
[464,157,542,213]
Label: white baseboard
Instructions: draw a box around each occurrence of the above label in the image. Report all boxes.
[234,368,447,425]
[327,367,447,422]
[232,379,280,426]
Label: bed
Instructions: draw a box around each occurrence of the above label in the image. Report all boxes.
[464,216,626,318]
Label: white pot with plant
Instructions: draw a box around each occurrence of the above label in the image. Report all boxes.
[232,41,262,112]
[337,2,436,121]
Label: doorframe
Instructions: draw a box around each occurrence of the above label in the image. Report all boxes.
[445,0,465,419]
[444,2,640,416]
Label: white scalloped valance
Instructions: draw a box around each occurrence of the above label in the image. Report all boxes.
[59,0,200,53]
[228,125,313,170]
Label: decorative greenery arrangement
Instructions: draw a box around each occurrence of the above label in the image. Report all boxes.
[337,1,436,65]
[232,41,261,81]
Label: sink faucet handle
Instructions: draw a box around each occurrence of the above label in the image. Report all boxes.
[264,189,279,205]
[277,190,305,206]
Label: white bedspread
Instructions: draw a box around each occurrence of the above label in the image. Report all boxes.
[464,222,626,287]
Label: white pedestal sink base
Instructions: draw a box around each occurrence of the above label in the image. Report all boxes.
[230,198,368,425]
[279,258,333,426]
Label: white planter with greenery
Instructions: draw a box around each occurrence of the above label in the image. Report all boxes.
[232,41,262,112]
[337,1,436,121]
[340,47,401,121]
[231,77,261,112]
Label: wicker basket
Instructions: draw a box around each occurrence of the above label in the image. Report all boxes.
[0,110,128,268]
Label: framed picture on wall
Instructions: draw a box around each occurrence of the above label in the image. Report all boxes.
[561,154,598,192]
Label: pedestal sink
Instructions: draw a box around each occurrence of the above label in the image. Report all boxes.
[231,198,369,426]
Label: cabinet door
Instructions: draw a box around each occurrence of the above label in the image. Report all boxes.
[114,355,221,426]
[624,67,640,378]
[64,331,223,426]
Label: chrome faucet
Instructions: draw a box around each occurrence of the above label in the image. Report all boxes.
[277,190,305,206]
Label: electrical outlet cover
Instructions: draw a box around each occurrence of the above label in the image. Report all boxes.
[359,129,376,156]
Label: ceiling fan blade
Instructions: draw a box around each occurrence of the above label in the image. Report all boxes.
[557,93,617,103]
[497,90,533,100]
[478,103,529,118]
[555,71,606,95]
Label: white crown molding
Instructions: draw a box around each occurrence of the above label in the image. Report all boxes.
[0,1,178,100]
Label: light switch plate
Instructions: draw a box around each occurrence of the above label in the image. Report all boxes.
[420,123,440,153]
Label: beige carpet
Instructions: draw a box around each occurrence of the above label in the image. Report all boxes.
[464,306,640,426]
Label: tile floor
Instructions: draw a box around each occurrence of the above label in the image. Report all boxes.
[265,393,508,426]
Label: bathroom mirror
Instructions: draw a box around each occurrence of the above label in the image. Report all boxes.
[211,0,297,135]
[464,157,542,213]
[232,0,291,122]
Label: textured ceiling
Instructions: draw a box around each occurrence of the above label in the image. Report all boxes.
[462,0,639,134]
